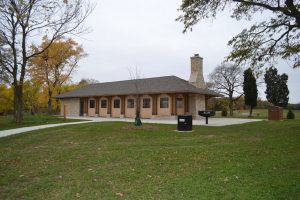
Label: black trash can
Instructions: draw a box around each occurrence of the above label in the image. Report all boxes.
[177,115,192,131]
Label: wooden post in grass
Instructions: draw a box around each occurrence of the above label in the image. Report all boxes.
[64,105,67,121]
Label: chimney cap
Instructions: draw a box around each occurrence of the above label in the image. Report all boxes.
[191,54,203,59]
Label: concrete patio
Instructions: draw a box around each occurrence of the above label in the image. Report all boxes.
[68,116,263,126]
[0,116,263,138]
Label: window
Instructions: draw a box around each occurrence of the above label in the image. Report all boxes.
[143,98,151,108]
[127,99,134,108]
[113,99,120,108]
[176,98,183,108]
[101,100,107,108]
[160,97,169,108]
[89,100,95,108]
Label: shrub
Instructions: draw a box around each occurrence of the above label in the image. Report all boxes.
[287,109,295,119]
[221,108,228,117]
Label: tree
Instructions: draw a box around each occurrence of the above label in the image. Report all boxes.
[234,96,246,110]
[209,63,243,116]
[77,78,99,88]
[207,97,229,111]
[0,84,13,114]
[243,68,258,117]
[177,1,300,69]
[286,109,295,119]
[0,34,12,84]
[129,67,142,126]
[0,65,10,84]
[0,0,94,122]
[264,67,289,107]
[23,80,40,115]
[29,37,85,114]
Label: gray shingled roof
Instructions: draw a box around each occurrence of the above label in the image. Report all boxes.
[56,76,220,98]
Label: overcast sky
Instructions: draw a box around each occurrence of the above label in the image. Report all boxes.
[74,0,300,103]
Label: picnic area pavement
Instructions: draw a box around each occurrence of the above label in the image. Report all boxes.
[0,117,262,138]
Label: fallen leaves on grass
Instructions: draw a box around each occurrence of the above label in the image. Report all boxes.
[121,124,159,130]
[116,192,123,197]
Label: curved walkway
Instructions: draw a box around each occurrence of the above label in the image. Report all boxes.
[0,121,94,138]
[0,117,262,138]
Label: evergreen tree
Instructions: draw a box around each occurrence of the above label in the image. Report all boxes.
[243,68,258,117]
[264,67,289,107]
[287,109,295,119]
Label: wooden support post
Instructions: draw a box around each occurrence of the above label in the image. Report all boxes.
[184,94,189,113]
[205,96,209,111]
[107,97,112,114]
[121,96,125,115]
[175,95,178,116]
[151,94,157,115]
[95,97,99,115]
[169,93,176,115]
[63,105,67,121]
[84,98,88,115]
[173,94,176,115]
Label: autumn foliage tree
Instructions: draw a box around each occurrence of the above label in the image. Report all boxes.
[23,80,40,115]
[0,84,13,114]
[0,0,94,122]
[77,78,99,88]
[177,0,300,69]
[29,37,85,114]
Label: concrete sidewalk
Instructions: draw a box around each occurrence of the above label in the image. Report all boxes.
[68,116,262,126]
[0,121,94,138]
[0,117,262,138]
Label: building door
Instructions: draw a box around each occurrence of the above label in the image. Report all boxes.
[112,98,121,117]
[79,98,84,116]
[99,98,108,117]
[176,98,184,115]
[88,99,96,117]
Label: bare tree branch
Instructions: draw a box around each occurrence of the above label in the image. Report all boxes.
[177,0,300,68]
[209,63,243,116]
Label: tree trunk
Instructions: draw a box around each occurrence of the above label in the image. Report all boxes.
[55,99,60,113]
[229,95,234,117]
[249,106,253,117]
[47,98,52,114]
[55,89,61,113]
[13,84,23,123]
[31,106,35,115]
[136,95,140,116]
[135,95,142,126]
[47,90,53,114]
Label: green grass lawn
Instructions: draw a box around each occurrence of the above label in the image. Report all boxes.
[0,120,299,199]
[0,114,85,131]
[214,109,300,119]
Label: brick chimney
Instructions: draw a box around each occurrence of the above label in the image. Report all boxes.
[189,54,206,88]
